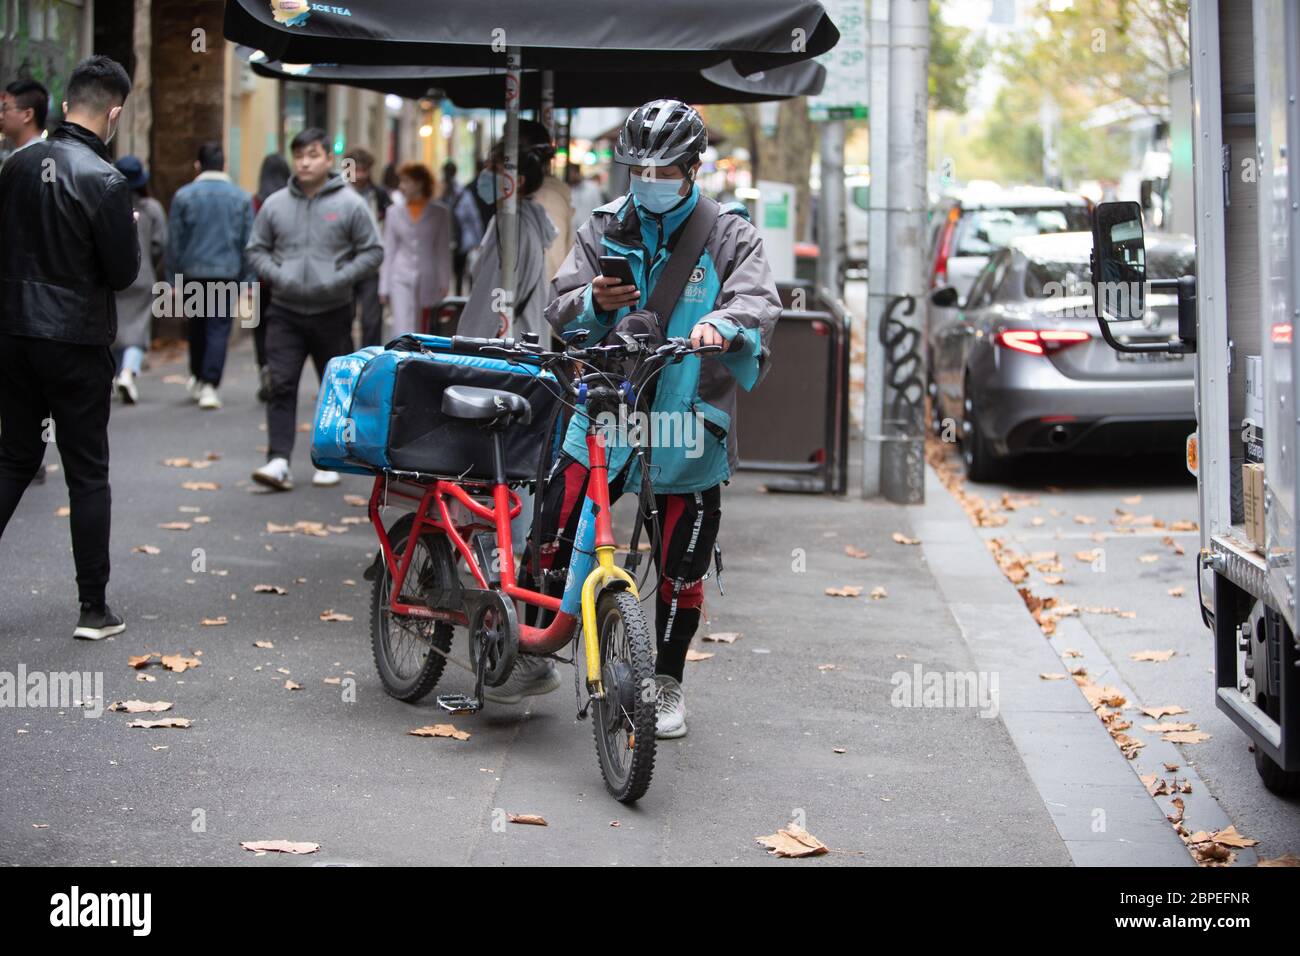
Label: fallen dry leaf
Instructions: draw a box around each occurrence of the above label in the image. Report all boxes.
[254,584,287,595]
[284,680,302,691]
[128,717,192,729]
[1170,520,1198,532]
[201,617,228,627]
[844,545,869,559]
[1142,722,1198,733]
[109,700,173,714]
[1139,554,1159,564]
[756,823,828,858]
[240,840,320,855]
[824,586,863,598]
[1074,515,1096,525]
[158,521,191,531]
[132,545,161,555]
[160,654,201,673]
[685,648,714,662]
[1162,730,1211,744]
[254,640,274,649]
[1039,673,1068,681]
[508,814,548,826]
[703,631,741,643]
[891,532,920,546]
[181,481,219,491]
[344,494,368,507]
[1141,705,1189,719]
[1130,649,1176,662]
[1208,825,1258,848]
[323,677,342,685]
[1168,587,1185,597]
[869,586,888,600]
[1258,854,1300,866]
[319,610,353,622]
[409,724,471,741]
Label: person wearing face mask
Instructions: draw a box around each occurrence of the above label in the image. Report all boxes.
[378,162,452,338]
[455,120,559,344]
[0,55,141,640]
[511,100,780,739]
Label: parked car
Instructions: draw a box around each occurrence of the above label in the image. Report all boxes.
[927,186,1093,340]
[928,230,1196,481]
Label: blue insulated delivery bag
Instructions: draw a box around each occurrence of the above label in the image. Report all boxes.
[311,335,560,480]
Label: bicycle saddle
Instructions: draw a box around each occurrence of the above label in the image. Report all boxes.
[441,385,532,426]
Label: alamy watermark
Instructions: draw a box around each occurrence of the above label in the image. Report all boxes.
[890,664,1000,719]
[152,275,260,328]
[1,665,104,717]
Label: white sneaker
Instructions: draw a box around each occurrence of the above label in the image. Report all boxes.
[114,370,139,405]
[186,376,202,402]
[484,656,561,705]
[252,457,293,491]
[654,674,687,739]
[197,383,222,410]
[312,469,341,487]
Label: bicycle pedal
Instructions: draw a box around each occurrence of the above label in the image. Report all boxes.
[436,694,481,715]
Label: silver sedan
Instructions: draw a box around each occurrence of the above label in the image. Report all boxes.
[928,231,1196,482]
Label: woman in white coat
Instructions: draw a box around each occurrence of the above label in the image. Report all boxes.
[379,163,452,338]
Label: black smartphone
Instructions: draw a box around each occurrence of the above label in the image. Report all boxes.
[599,256,637,287]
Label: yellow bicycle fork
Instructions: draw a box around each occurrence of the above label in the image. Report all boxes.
[579,545,639,697]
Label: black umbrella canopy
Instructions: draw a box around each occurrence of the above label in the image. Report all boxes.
[237,48,826,107]
[225,0,839,75]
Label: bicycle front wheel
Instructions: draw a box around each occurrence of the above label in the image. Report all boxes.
[591,589,658,803]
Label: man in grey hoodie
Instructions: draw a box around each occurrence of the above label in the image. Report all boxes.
[245,127,382,491]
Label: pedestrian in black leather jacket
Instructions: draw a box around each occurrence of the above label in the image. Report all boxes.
[0,54,139,641]
[0,109,139,344]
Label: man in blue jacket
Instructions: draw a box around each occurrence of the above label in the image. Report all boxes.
[165,142,254,410]
[497,100,780,739]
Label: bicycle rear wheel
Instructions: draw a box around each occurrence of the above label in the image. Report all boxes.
[370,512,456,702]
[591,589,658,803]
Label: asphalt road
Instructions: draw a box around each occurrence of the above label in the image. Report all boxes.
[939,442,1300,859]
[0,339,1073,866]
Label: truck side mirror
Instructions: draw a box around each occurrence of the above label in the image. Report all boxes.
[1090,200,1146,323]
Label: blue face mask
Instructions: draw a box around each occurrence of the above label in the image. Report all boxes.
[476,169,506,205]
[631,175,688,214]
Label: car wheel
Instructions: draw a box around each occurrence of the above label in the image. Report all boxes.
[961,379,1009,483]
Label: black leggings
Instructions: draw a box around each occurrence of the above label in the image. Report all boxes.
[525,454,722,683]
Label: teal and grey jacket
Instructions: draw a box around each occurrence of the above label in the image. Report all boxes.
[545,185,780,494]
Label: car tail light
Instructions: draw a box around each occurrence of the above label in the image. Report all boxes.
[931,207,960,288]
[996,329,1090,355]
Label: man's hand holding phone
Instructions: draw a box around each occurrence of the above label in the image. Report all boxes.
[593,256,639,314]
[592,275,639,313]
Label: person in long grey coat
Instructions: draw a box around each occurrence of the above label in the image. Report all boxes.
[111,155,166,405]
[379,162,451,338]
[456,121,557,342]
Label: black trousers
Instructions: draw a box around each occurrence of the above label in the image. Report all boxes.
[526,455,722,683]
[264,302,353,462]
[0,333,114,606]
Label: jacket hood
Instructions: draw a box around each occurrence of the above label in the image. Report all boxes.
[520,196,559,247]
[288,171,349,200]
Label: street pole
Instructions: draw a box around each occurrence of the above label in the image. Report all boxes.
[817,120,846,302]
[862,0,891,499]
[498,47,522,336]
[881,0,928,505]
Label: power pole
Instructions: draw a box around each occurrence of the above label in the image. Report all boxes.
[880,0,929,505]
[862,0,891,498]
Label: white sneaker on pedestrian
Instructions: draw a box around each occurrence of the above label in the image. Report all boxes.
[197,383,222,410]
[484,656,561,705]
[654,674,687,739]
[186,375,202,402]
[252,457,293,491]
[114,370,139,405]
[312,469,341,487]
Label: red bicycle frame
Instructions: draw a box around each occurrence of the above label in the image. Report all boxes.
[368,428,620,657]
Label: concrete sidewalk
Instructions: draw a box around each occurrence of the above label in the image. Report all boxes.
[0,338,1164,866]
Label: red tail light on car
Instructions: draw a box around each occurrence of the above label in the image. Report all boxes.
[996,329,1091,355]
[930,207,961,288]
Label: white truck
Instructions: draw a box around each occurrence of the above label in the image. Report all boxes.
[1090,0,1299,794]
